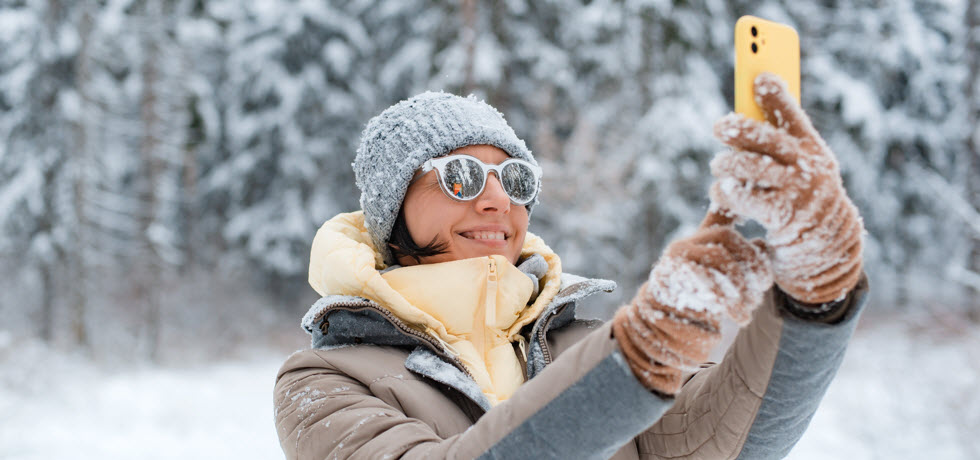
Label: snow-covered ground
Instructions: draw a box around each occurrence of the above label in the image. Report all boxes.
[0,335,287,460]
[788,311,980,460]
[1,312,978,459]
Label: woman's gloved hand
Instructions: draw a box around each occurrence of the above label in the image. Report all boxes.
[709,73,865,305]
[612,225,773,396]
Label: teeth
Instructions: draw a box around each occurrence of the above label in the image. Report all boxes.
[463,231,506,240]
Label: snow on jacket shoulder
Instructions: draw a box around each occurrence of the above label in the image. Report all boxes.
[274,212,871,459]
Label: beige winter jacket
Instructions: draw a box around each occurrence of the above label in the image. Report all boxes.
[274,212,869,459]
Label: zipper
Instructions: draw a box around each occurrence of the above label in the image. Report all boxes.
[532,278,609,367]
[318,300,475,380]
[486,259,498,328]
[515,335,528,360]
[536,302,570,366]
[515,334,528,380]
[431,334,461,358]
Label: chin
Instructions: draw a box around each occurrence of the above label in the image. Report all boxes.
[489,249,520,265]
[453,248,520,265]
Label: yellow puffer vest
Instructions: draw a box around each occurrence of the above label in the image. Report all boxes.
[308,211,563,405]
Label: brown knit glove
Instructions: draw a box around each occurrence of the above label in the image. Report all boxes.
[709,73,865,305]
[612,225,773,396]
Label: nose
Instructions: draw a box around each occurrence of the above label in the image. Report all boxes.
[475,173,511,214]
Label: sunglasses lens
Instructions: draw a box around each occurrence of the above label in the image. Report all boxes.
[501,162,537,204]
[442,157,485,199]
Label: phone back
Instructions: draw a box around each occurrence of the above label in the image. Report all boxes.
[734,16,800,121]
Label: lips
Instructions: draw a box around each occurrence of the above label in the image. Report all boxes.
[459,230,507,241]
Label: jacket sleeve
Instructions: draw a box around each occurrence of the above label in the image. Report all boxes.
[633,273,870,459]
[275,321,674,460]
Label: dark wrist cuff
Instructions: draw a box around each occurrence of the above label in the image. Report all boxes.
[780,292,851,324]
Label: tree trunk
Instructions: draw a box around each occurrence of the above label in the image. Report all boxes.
[966,0,980,319]
[68,1,94,350]
[460,0,477,94]
[137,0,164,362]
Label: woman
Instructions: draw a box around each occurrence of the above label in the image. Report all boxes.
[274,74,869,459]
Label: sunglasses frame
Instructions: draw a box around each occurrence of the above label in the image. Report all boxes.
[417,154,542,206]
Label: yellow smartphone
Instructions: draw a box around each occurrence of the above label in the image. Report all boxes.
[734,16,800,121]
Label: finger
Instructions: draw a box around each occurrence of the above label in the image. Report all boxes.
[753,72,819,143]
[673,225,760,268]
[640,306,722,368]
[612,309,688,385]
[773,201,863,281]
[611,311,688,394]
[744,238,775,293]
[700,207,736,230]
[643,260,730,328]
[684,224,743,246]
[711,233,770,325]
[710,149,797,188]
[674,227,763,316]
[672,227,775,325]
[634,282,722,335]
[709,178,794,230]
[650,250,740,316]
[666,234,736,270]
[806,235,863,292]
[767,180,845,248]
[780,240,863,305]
[705,230,773,324]
[620,314,711,373]
[713,112,799,164]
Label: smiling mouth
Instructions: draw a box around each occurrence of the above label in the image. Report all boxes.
[459,231,507,241]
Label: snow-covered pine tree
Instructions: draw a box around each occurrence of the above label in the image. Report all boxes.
[126,0,193,360]
[207,1,365,294]
[0,0,87,343]
[206,0,459,295]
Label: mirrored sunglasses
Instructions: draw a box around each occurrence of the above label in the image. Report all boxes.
[415,154,542,205]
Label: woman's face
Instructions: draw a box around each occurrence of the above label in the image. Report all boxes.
[397,145,529,266]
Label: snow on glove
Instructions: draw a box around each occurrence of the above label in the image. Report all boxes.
[612,225,773,396]
[709,73,865,305]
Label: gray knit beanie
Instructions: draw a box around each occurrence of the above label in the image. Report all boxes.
[354,91,538,265]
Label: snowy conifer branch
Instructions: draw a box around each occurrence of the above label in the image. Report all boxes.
[912,164,980,236]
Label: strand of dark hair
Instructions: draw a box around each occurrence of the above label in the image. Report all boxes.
[387,208,449,264]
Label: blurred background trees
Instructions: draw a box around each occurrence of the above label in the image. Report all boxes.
[1,0,977,360]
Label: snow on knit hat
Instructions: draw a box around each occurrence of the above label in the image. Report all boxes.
[354,91,538,266]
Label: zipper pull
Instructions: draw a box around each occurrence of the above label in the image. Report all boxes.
[429,330,460,357]
[486,258,498,325]
[516,335,528,359]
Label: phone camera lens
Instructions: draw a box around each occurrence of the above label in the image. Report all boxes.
[751,42,758,53]
[751,26,758,37]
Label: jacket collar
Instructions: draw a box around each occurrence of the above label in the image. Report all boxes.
[300,272,617,413]
[301,273,617,353]
[307,211,564,346]
[302,210,618,411]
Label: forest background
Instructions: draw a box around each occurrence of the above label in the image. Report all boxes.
[1,0,979,458]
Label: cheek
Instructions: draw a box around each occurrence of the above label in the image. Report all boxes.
[512,207,530,231]
[404,205,434,244]
[510,207,530,247]
[403,191,461,245]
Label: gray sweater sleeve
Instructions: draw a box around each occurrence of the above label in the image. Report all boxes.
[735,274,870,459]
[476,321,674,460]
